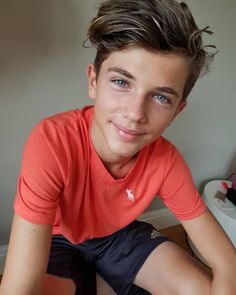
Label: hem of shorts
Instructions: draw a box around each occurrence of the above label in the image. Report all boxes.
[46,269,74,280]
[119,236,169,295]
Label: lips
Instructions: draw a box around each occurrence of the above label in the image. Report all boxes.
[112,122,144,140]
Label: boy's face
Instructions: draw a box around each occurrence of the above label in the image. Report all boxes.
[88,46,188,163]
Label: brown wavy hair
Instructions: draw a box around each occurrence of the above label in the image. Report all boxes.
[84,0,217,99]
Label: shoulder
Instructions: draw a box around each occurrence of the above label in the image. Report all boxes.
[22,105,94,167]
[148,136,180,162]
[25,106,94,150]
[145,137,190,182]
[35,105,93,136]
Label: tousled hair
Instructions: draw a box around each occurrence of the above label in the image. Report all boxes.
[84,0,217,99]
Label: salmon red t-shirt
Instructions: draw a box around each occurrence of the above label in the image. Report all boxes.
[14,106,206,244]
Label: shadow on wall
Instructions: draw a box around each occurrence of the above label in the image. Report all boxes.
[0,196,14,246]
[226,149,236,179]
[198,149,236,193]
[0,0,86,97]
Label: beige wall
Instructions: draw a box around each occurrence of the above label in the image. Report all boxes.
[0,0,236,244]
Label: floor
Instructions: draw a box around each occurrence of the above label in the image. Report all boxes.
[0,225,209,292]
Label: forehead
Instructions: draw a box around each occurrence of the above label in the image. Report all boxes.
[99,47,189,98]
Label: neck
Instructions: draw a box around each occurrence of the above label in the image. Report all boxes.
[102,154,138,179]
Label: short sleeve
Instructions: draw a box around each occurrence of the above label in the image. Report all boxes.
[158,146,206,220]
[14,120,68,225]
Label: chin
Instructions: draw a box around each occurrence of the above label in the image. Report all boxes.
[109,141,140,158]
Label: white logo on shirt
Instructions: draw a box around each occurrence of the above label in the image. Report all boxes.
[126,189,135,202]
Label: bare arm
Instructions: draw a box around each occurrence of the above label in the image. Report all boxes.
[0,213,52,295]
[182,208,236,295]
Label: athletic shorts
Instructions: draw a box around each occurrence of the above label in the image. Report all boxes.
[47,220,170,295]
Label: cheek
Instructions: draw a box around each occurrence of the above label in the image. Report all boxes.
[97,87,122,110]
[149,110,176,131]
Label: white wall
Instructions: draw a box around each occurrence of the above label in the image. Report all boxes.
[165,0,236,186]
[0,0,235,245]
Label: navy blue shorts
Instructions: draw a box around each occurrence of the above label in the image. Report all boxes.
[47,220,170,295]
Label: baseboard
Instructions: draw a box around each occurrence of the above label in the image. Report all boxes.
[0,245,8,275]
[139,207,180,229]
[0,208,179,275]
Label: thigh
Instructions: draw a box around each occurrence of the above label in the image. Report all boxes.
[83,221,169,295]
[43,274,76,295]
[134,241,212,295]
[97,274,117,295]
[47,235,97,295]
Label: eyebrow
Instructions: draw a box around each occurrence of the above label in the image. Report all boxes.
[108,66,180,99]
[155,87,180,99]
[108,67,136,80]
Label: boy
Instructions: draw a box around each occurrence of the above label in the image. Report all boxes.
[1,0,236,294]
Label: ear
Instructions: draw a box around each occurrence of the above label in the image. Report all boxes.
[171,100,187,122]
[87,64,97,100]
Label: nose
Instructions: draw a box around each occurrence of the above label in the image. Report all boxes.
[122,94,147,123]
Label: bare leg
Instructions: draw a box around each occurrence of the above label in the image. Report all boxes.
[134,241,212,295]
[42,274,76,295]
[97,274,117,295]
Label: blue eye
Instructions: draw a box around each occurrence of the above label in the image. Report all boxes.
[113,79,127,87]
[153,94,169,104]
